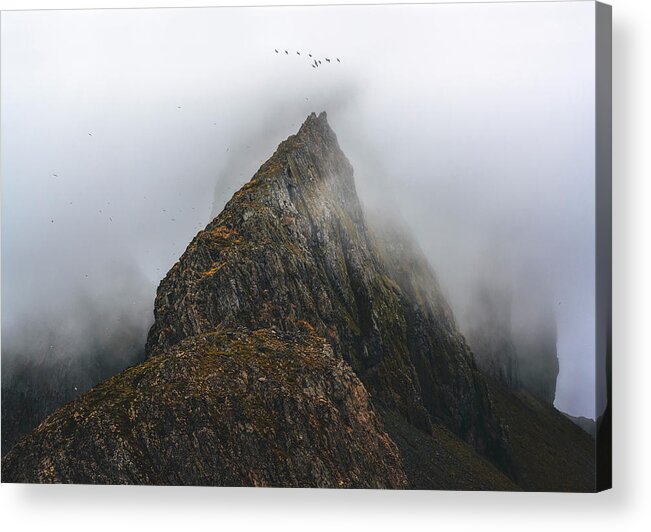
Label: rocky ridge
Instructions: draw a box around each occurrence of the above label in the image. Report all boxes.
[145,111,511,471]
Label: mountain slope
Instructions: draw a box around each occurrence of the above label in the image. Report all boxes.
[488,381,595,491]
[2,328,407,487]
[564,413,597,438]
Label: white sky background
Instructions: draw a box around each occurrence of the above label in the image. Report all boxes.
[1,2,597,417]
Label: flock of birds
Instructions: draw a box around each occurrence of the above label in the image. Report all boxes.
[274,49,341,69]
[48,45,341,222]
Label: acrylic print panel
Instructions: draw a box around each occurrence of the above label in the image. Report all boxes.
[0,1,611,490]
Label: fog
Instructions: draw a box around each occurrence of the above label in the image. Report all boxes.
[1,3,598,419]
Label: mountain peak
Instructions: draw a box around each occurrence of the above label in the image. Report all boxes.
[291,111,338,154]
[298,110,329,133]
[143,113,514,475]
[238,110,355,204]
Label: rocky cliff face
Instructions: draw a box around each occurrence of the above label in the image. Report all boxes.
[144,111,510,470]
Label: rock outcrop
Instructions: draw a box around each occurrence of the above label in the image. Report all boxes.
[2,328,407,487]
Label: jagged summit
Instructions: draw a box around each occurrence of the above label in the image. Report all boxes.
[145,111,364,357]
[251,111,352,191]
[294,111,337,147]
[299,110,329,131]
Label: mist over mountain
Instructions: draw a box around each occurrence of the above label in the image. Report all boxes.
[1,4,598,428]
[464,265,559,406]
[2,114,595,490]
[1,264,153,454]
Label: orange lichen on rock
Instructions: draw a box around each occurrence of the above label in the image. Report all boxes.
[200,262,224,278]
[210,225,239,240]
[296,320,317,333]
[202,225,243,248]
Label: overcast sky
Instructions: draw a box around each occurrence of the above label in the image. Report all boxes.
[1,2,599,417]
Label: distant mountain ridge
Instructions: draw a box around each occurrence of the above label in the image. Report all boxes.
[564,413,597,438]
[466,278,560,406]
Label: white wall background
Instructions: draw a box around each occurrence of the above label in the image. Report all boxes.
[0,0,649,530]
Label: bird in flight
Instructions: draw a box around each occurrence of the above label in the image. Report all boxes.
[88,133,93,136]
[52,173,58,177]
[275,48,341,69]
